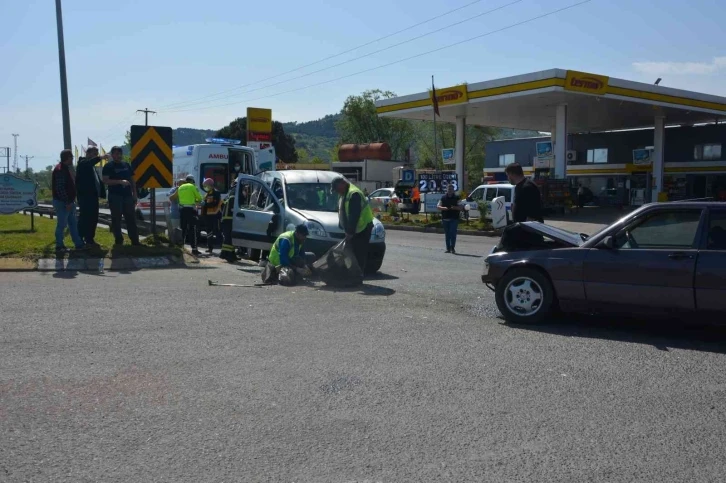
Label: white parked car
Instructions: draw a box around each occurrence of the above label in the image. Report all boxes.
[368,187,399,212]
[465,183,514,221]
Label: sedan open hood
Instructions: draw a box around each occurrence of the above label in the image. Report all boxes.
[518,222,586,247]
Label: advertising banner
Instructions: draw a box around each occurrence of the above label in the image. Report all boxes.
[430,84,468,107]
[632,148,653,165]
[564,70,609,95]
[247,107,272,143]
[442,148,455,165]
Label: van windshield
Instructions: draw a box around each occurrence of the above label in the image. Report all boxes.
[285,183,339,212]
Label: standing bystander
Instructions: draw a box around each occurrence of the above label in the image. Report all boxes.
[51,149,87,252]
[437,183,462,253]
[102,146,140,246]
[506,162,543,223]
[75,146,109,246]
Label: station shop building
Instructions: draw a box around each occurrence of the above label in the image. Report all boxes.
[484,123,726,206]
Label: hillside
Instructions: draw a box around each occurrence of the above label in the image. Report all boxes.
[282,114,341,161]
[169,116,540,162]
[172,127,218,147]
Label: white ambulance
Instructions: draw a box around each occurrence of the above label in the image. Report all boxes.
[137,138,266,217]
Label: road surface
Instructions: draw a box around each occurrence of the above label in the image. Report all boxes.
[2,230,726,482]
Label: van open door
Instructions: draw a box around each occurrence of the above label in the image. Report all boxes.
[231,174,285,250]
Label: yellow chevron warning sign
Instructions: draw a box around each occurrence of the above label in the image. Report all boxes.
[130,125,173,188]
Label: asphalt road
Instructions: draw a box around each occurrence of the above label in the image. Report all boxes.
[3,230,726,482]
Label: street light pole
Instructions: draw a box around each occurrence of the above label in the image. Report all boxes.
[55,0,72,149]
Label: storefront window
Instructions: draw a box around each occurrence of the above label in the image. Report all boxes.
[498,154,515,166]
[694,144,722,160]
[586,149,608,164]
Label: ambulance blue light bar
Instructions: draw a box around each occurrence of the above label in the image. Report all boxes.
[205,138,242,145]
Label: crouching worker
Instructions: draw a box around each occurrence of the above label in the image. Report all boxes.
[261,224,314,285]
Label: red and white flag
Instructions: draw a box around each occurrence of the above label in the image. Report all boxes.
[87,138,98,147]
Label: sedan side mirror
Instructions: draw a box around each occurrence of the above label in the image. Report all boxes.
[597,235,615,249]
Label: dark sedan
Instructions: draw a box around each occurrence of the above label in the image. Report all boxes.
[482,202,726,323]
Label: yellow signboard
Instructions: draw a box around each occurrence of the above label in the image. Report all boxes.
[431,84,469,107]
[564,70,609,95]
[247,107,272,133]
[130,125,173,189]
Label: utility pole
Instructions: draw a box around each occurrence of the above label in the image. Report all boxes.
[137,108,157,234]
[23,155,35,175]
[55,0,72,149]
[136,108,156,126]
[12,134,19,172]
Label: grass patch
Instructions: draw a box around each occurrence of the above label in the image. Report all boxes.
[0,213,182,260]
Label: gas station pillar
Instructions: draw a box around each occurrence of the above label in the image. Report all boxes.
[652,116,665,202]
[455,116,466,191]
[554,104,568,179]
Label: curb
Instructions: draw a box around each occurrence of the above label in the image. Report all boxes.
[383,224,500,238]
[0,254,195,272]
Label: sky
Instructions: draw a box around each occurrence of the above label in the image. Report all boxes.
[1,0,725,171]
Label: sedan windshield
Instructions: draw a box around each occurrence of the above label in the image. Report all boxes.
[285,182,339,212]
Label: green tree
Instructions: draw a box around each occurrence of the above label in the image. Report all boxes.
[310,156,325,164]
[217,117,299,163]
[413,122,500,190]
[337,89,417,160]
[297,148,310,163]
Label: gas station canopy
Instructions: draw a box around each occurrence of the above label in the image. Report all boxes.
[376,69,726,200]
[375,69,726,132]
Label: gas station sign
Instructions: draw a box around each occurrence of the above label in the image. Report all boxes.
[565,70,609,95]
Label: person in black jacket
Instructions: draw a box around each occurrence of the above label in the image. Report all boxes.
[76,147,109,246]
[505,162,544,223]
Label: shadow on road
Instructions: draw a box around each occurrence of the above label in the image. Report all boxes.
[316,283,396,297]
[366,272,400,281]
[452,253,483,258]
[507,314,726,354]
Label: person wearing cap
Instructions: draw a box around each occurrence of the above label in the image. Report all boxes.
[174,175,203,255]
[102,146,140,246]
[219,179,238,262]
[263,224,312,285]
[201,178,222,254]
[332,177,374,281]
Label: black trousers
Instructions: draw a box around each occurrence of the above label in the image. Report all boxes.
[108,194,139,244]
[350,222,373,275]
[220,219,235,259]
[204,214,221,250]
[180,207,198,249]
[77,195,99,243]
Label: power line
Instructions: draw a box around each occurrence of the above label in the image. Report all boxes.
[159,0,490,110]
[165,0,592,114]
[163,0,522,112]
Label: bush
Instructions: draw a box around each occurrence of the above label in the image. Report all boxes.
[387,201,398,217]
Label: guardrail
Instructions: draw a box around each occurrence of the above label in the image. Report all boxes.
[24,205,161,237]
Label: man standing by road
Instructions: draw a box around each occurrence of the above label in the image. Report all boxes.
[102,146,140,246]
[332,177,374,281]
[506,162,544,223]
[171,175,202,256]
[51,149,86,252]
[437,183,462,253]
[75,146,109,247]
